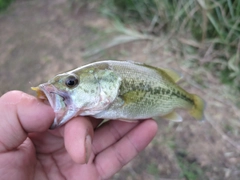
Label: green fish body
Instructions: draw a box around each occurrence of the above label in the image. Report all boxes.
[32,60,204,129]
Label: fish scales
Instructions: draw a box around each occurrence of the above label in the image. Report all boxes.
[93,61,194,119]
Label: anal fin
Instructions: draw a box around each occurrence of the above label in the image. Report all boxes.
[153,112,182,122]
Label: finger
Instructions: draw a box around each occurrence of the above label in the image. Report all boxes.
[63,116,94,164]
[0,91,54,152]
[94,119,158,179]
[28,131,64,154]
[92,120,140,154]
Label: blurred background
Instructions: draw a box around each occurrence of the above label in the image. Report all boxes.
[1,0,240,179]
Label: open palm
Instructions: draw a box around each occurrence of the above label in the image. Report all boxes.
[0,91,157,180]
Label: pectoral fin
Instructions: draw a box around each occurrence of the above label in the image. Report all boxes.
[118,119,140,123]
[121,91,145,105]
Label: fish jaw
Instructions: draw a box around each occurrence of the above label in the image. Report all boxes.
[37,83,78,129]
[50,108,78,129]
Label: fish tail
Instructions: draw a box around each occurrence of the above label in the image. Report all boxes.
[189,94,205,120]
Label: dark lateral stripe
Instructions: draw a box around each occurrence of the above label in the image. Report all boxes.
[121,79,193,104]
[171,91,194,104]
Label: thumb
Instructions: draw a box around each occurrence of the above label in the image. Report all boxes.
[0,91,54,153]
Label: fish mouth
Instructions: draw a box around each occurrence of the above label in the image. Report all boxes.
[36,83,77,129]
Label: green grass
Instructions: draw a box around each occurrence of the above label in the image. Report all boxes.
[0,0,14,12]
[146,163,159,176]
[175,151,206,180]
[100,0,158,25]
[167,138,206,180]
[167,139,206,179]
[100,0,240,92]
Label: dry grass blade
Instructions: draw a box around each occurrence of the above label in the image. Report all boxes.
[180,65,240,153]
[205,112,240,153]
[83,30,154,57]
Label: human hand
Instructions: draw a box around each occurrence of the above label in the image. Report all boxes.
[0,91,158,180]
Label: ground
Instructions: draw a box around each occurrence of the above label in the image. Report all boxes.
[1,1,240,180]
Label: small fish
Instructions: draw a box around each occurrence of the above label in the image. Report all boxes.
[32,60,205,129]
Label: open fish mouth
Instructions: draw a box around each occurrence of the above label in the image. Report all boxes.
[32,83,75,129]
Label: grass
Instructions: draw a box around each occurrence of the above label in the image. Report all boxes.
[167,138,206,180]
[146,163,159,177]
[0,0,14,12]
[175,150,206,180]
[100,0,240,93]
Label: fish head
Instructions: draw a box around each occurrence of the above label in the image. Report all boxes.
[33,67,121,129]
[34,70,103,129]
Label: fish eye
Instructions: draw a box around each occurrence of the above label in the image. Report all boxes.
[65,75,79,88]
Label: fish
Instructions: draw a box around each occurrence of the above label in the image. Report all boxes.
[32,60,205,129]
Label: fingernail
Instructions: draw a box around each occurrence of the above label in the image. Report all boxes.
[85,135,92,164]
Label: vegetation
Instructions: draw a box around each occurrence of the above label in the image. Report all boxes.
[0,0,14,12]
[100,0,240,92]
[176,151,206,180]
[99,2,240,177]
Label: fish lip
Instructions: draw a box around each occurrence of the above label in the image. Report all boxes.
[38,83,63,110]
[38,83,71,129]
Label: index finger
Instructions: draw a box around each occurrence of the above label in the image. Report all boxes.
[94,119,158,179]
[0,91,54,152]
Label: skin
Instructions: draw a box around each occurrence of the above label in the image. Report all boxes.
[0,91,158,180]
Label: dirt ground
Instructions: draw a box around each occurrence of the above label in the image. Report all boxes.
[1,1,240,180]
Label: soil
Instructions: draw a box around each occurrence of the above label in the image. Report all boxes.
[1,1,240,180]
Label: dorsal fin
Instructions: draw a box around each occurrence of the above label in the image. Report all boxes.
[139,63,182,83]
[159,68,182,83]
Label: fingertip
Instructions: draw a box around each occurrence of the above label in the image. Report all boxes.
[0,91,55,152]
[1,90,31,104]
[127,119,158,153]
[144,119,158,136]
[94,119,158,179]
[0,91,55,131]
[64,117,94,164]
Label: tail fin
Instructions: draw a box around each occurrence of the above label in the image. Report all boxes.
[189,94,205,120]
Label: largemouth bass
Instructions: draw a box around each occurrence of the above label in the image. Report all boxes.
[32,60,205,129]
